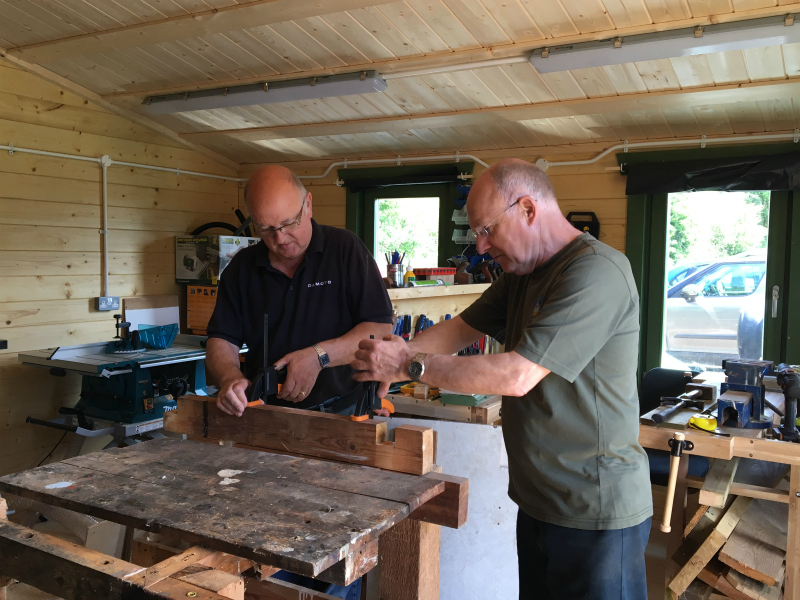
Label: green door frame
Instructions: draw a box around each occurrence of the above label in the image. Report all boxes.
[346,182,463,267]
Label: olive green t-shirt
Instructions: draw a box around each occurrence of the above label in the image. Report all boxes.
[460,233,652,530]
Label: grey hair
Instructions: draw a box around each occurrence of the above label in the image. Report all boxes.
[488,160,557,205]
[244,168,308,204]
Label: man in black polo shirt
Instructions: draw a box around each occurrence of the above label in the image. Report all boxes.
[205,164,393,419]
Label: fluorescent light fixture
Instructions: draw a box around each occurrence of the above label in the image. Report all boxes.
[141,70,387,114]
[530,14,798,73]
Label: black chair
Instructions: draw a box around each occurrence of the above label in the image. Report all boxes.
[640,367,710,486]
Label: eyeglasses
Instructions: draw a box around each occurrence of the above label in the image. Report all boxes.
[470,197,522,239]
[257,197,306,236]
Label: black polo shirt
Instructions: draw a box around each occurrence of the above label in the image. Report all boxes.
[206,219,393,409]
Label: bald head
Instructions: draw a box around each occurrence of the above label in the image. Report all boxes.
[244,165,307,209]
[485,158,557,207]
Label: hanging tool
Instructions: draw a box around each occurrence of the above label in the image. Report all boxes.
[777,364,800,442]
[651,389,704,424]
[247,314,286,407]
[660,432,694,533]
[351,336,394,421]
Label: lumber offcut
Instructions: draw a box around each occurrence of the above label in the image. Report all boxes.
[719,497,788,586]
[700,458,740,508]
[164,395,434,475]
[669,496,753,596]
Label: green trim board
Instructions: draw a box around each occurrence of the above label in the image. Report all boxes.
[626,193,668,383]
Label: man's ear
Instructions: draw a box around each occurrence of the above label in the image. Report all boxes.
[520,195,537,223]
[306,191,313,218]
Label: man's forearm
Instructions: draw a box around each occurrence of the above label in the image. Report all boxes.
[320,321,393,367]
[419,351,549,397]
[206,338,247,387]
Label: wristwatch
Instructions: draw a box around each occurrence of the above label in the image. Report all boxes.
[312,344,330,369]
[408,352,427,382]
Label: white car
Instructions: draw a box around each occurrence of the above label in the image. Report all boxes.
[664,255,767,369]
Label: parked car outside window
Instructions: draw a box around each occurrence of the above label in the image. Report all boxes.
[664,255,766,370]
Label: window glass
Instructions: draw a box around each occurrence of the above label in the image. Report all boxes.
[692,263,766,297]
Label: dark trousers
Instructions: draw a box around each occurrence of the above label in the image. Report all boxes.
[516,509,651,600]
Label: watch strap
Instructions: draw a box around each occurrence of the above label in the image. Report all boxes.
[312,344,329,368]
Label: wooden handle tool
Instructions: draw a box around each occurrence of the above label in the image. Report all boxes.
[660,432,693,533]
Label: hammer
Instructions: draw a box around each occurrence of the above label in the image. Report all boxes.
[652,389,705,424]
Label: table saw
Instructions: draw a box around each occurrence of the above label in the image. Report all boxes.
[17,334,246,447]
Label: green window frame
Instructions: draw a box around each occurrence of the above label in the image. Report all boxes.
[342,163,474,267]
[623,145,800,384]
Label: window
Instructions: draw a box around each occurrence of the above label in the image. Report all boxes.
[374,197,440,269]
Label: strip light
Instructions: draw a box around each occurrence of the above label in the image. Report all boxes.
[141,71,387,114]
[530,14,798,73]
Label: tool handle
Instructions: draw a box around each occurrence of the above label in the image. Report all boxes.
[26,417,78,433]
[660,432,685,533]
[652,402,683,424]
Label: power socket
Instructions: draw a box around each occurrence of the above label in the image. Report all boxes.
[96,296,120,311]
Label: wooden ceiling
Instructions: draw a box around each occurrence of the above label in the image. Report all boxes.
[0,0,799,166]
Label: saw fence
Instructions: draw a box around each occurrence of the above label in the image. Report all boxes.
[0,396,468,600]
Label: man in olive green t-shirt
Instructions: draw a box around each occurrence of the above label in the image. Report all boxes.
[352,158,652,600]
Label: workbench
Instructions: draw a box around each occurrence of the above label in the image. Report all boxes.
[0,398,468,600]
[639,417,800,597]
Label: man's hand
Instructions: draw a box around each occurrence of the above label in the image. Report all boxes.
[352,335,414,398]
[216,377,251,417]
[275,346,322,403]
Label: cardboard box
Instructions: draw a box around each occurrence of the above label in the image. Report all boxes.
[187,285,217,333]
[175,235,259,285]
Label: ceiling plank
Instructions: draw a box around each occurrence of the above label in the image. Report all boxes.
[179,77,800,142]
[0,50,239,171]
[99,3,799,101]
[5,0,404,64]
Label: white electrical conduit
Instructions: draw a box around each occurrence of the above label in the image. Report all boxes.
[3,132,797,292]
[536,130,800,170]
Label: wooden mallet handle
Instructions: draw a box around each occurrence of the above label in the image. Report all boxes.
[660,432,686,533]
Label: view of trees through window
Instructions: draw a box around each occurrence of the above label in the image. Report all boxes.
[375,197,439,269]
[663,190,770,371]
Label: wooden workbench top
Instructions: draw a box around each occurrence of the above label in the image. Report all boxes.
[387,283,489,300]
[0,438,444,578]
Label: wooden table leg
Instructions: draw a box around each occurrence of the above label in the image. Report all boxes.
[379,520,440,600]
[785,464,800,599]
[0,497,14,600]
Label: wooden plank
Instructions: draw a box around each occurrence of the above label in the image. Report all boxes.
[0,443,427,577]
[698,559,754,600]
[314,539,378,586]
[164,396,435,476]
[243,577,341,599]
[6,1,402,64]
[719,497,788,586]
[700,458,740,508]
[65,439,444,517]
[669,496,753,596]
[174,564,244,600]
[785,465,800,599]
[379,519,440,600]
[0,520,229,600]
[126,546,218,588]
[408,473,468,529]
[725,568,784,600]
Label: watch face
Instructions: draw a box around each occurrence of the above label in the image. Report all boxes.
[409,361,423,380]
[319,353,330,368]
